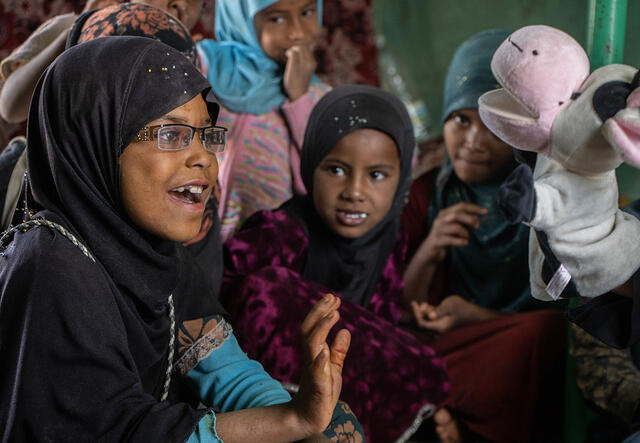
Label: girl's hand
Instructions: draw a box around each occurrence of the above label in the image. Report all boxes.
[421,202,487,263]
[411,295,501,334]
[283,44,317,102]
[292,294,351,435]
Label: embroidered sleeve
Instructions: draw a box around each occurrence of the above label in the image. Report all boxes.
[323,401,366,442]
[176,315,232,376]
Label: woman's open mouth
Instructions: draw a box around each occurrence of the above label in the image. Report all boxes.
[168,184,208,211]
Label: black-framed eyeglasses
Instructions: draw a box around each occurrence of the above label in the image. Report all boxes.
[135,123,227,153]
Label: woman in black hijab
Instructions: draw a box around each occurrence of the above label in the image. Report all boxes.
[2,3,218,298]
[0,36,356,442]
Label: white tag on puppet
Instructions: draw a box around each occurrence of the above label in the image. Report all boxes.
[545,264,572,300]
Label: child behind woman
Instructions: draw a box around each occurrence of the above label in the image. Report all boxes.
[222,84,450,443]
[197,0,331,240]
[402,29,566,443]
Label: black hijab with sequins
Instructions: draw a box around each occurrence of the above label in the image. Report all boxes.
[0,37,223,439]
[28,35,225,320]
[66,1,223,304]
[283,85,414,306]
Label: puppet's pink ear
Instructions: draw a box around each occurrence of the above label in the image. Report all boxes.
[479,88,552,154]
[604,108,640,168]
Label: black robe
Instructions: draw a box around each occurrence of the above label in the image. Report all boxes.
[0,36,224,442]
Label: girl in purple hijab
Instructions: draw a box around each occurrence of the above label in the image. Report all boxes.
[222,84,450,443]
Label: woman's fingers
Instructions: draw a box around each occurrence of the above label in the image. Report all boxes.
[312,347,330,373]
[305,311,340,361]
[330,328,351,371]
[301,294,339,337]
[301,295,341,362]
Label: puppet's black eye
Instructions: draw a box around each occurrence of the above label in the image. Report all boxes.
[594,81,633,121]
[632,70,640,89]
[532,50,539,55]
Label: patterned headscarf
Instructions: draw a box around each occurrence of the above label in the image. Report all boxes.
[68,2,199,68]
[441,29,509,122]
[196,0,322,115]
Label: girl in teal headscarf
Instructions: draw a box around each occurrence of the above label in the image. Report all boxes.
[402,29,566,443]
[197,0,331,240]
[415,28,531,312]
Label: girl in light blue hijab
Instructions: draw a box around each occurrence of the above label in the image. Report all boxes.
[197,0,332,241]
[198,0,323,114]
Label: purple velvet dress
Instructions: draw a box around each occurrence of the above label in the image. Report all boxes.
[221,209,449,443]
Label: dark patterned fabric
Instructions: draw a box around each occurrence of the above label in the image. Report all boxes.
[323,401,365,442]
[71,2,198,67]
[222,209,450,443]
[569,321,640,424]
[315,0,378,86]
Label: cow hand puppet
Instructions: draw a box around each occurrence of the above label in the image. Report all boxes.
[478,24,640,301]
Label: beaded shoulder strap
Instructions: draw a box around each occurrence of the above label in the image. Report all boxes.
[0,218,96,262]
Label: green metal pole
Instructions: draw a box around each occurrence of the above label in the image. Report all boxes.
[586,0,627,68]
[591,0,640,203]
[565,3,630,443]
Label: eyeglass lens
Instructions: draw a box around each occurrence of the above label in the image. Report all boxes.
[157,125,225,153]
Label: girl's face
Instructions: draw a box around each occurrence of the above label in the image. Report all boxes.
[312,128,400,239]
[120,94,218,243]
[254,0,320,65]
[443,108,514,184]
